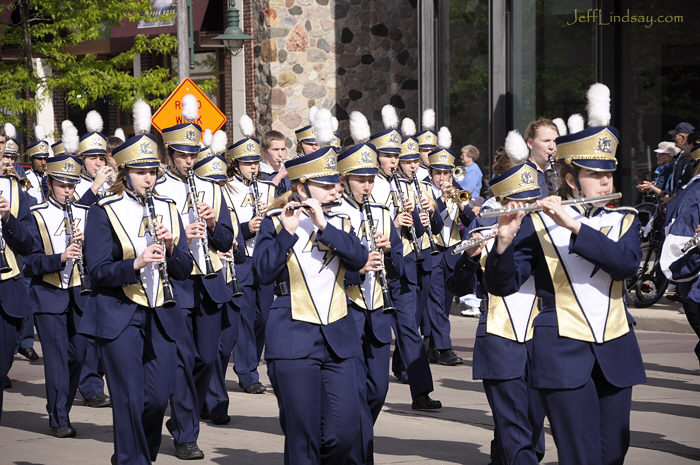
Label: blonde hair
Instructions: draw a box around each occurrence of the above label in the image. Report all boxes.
[524,117,558,143]
[461,145,480,162]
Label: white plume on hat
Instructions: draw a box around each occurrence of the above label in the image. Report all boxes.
[504,130,529,163]
[113,128,126,142]
[349,111,371,143]
[61,120,79,154]
[4,123,16,140]
[202,128,213,147]
[401,117,416,137]
[312,108,334,146]
[567,114,585,135]
[133,99,152,135]
[238,114,255,138]
[34,125,46,142]
[381,104,399,130]
[586,83,611,127]
[422,109,435,130]
[182,94,199,122]
[437,126,452,149]
[308,105,318,126]
[211,130,228,156]
[85,110,104,133]
[552,118,567,136]
[332,116,339,133]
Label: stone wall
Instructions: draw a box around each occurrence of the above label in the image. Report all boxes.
[253,0,418,148]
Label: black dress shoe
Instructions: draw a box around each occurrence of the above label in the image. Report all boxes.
[437,349,464,366]
[84,392,112,408]
[241,381,266,394]
[210,413,230,425]
[51,424,77,438]
[411,393,442,410]
[18,347,39,361]
[175,442,204,460]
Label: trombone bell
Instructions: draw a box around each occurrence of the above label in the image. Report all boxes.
[452,166,465,182]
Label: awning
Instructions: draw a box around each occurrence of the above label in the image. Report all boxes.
[110,0,210,54]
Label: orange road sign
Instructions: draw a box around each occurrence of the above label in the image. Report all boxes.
[151,78,226,135]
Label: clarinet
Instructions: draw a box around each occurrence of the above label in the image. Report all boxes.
[390,170,424,264]
[186,169,218,279]
[362,195,396,314]
[0,189,11,273]
[545,154,562,194]
[228,246,244,297]
[412,173,440,256]
[144,190,177,308]
[64,199,91,295]
[251,173,262,219]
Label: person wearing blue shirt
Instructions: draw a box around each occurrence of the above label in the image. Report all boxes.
[456,144,483,198]
[637,141,678,198]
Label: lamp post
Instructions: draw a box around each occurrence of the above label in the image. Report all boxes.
[214,1,253,55]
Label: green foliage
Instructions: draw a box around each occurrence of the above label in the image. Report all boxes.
[0,0,179,123]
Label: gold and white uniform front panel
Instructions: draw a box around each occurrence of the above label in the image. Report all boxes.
[0,176,21,279]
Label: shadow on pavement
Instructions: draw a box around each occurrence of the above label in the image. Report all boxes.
[631,430,700,460]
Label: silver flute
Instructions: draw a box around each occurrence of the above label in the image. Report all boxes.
[681,233,700,254]
[479,193,622,218]
[451,228,498,255]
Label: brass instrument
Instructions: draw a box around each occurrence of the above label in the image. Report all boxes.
[362,195,396,314]
[144,189,176,308]
[186,169,218,279]
[452,166,465,182]
[451,227,498,255]
[478,193,622,218]
[441,182,472,207]
[64,198,91,295]
[390,170,424,263]
[412,173,440,256]
[0,190,11,273]
[1,163,31,192]
[268,201,342,216]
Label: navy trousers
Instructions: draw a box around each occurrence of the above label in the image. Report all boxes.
[427,253,454,350]
[541,363,633,465]
[100,308,177,465]
[78,338,106,400]
[348,307,390,465]
[389,280,434,399]
[169,298,223,444]
[205,296,243,419]
[483,369,545,465]
[34,308,88,428]
[232,288,263,388]
[267,333,362,465]
[0,308,21,423]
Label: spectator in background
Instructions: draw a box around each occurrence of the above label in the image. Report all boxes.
[667,122,696,196]
[637,141,679,199]
[457,145,483,199]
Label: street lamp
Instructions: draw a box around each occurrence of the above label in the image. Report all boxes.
[214,1,253,56]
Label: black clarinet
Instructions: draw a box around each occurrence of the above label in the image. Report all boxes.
[362,195,396,314]
[228,247,244,297]
[412,173,440,256]
[545,154,562,194]
[251,173,262,219]
[0,189,11,273]
[145,189,177,308]
[186,169,217,279]
[390,170,424,264]
[64,199,91,295]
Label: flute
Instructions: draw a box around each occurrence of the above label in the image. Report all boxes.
[681,233,700,254]
[478,193,622,218]
[451,228,498,255]
[268,201,342,216]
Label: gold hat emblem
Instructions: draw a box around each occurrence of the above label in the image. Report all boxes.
[520,170,535,185]
[439,153,448,162]
[139,141,154,154]
[185,129,197,141]
[62,162,76,173]
[246,141,255,152]
[390,132,400,144]
[39,142,47,151]
[407,141,416,150]
[212,159,223,171]
[92,138,102,147]
[426,134,433,141]
[359,150,373,164]
[594,136,613,153]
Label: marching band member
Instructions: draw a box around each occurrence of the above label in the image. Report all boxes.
[259,130,292,193]
[0,150,34,422]
[227,115,276,395]
[80,101,193,464]
[75,111,116,205]
[336,112,404,464]
[157,95,234,460]
[660,144,700,366]
[524,117,561,196]
[484,84,646,465]
[25,144,90,438]
[368,107,442,409]
[195,131,248,424]
[294,106,322,158]
[451,133,546,465]
[24,126,50,204]
[254,109,367,464]
[415,109,437,181]
[2,123,26,177]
